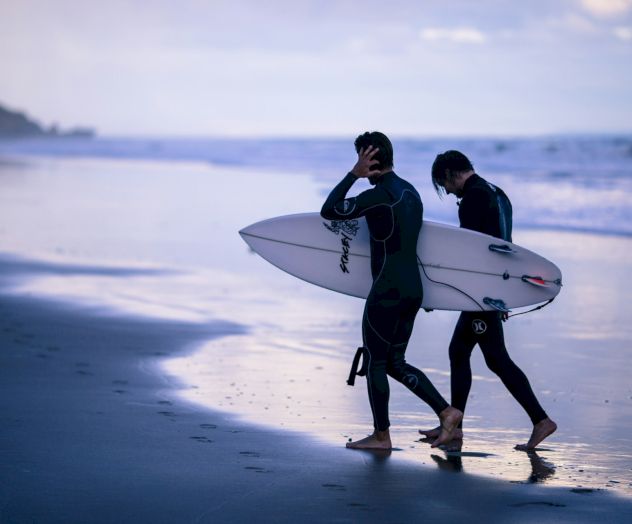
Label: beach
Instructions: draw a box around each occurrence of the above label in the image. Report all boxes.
[1,145,631,522]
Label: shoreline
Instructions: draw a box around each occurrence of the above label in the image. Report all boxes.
[1,148,631,239]
[1,256,632,523]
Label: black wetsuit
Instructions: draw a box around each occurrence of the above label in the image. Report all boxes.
[321,171,448,431]
[450,174,547,425]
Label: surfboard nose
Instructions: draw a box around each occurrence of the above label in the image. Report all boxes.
[238,226,253,248]
[239,221,265,251]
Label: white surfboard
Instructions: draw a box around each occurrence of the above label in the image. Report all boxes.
[239,213,562,312]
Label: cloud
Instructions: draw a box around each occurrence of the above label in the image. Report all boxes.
[561,13,599,33]
[580,0,632,17]
[419,27,486,44]
[613,26,632,39]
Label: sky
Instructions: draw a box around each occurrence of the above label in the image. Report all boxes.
[0,0,631,137]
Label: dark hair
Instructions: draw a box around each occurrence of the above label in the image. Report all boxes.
[354,131,393,170]
[431,150,474,194]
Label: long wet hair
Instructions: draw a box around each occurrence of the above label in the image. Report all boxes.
[431,150,474,195]
[354,131,393,171]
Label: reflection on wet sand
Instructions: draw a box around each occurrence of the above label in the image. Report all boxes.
[424,436,556,485]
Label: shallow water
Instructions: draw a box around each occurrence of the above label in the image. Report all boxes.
[1,153,630,496]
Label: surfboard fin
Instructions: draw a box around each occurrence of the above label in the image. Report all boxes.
[483,297,511,313]
[488,244,516,254]
[521,275,550,287]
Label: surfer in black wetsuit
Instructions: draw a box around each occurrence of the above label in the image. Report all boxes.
[419,150,557,450]
[321,132,462,450]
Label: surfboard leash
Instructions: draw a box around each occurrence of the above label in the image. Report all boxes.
[418,255,556,319]
[417,255,485,311]
[506,298,555,319]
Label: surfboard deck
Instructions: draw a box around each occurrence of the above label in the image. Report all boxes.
[239,213,562,312]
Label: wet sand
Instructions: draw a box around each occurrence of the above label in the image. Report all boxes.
[2,259,632,523]
[165,229,632,495]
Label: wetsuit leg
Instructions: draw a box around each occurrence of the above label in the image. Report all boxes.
[386,298,449,416]
[362,299,396,431]
[474,312,548,425]
[448,313,478,415]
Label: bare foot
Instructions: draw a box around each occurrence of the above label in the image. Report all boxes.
[431,407,463,448]
[346,430,392,450]
[515,418,557,450]
[419,425,463,440]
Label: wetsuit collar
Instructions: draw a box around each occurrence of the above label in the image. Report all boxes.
[462,173,480,193]
[375,170,396,183]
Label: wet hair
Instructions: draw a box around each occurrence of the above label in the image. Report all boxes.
[354,131,393,170]
[431,150,474,194]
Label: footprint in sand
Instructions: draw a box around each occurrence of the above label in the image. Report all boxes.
[571,488,595,494]
[347,503,370,510]
[157,411,176,417]
[244,466,272,473]
[190,436,214,444]
[510,501,566,508]
[322,484,346,491]
[239,451,261,458]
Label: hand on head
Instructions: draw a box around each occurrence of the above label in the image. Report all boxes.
[351,146,382,179]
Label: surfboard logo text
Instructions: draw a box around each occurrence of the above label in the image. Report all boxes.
[340,233,352,273]
[323,220,360,237]
[323,220,359,274]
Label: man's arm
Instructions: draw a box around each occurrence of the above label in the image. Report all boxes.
[321,144,387,220]
[320,173,386,220]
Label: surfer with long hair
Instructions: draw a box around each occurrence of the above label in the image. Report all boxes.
[420,150,557,450]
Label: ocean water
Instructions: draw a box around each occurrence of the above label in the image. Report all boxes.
[1,135,631,236]
[0,137,631,495]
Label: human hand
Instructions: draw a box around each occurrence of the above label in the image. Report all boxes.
[350,146,381,178]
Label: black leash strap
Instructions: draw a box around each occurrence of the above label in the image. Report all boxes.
[347,347,368,386]
[506,298,555,320]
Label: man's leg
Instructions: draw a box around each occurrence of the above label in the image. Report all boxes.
[449,313,478,416]
[386,298,449,415]
[477,313,556,449]
[385,299,461,447]
[346,300,394,449]
[419,313,475,439]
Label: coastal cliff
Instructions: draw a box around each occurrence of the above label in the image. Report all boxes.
[0,103,95,138]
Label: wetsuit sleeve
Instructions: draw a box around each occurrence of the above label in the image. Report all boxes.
[320,172,387,220]
[458,187,493,234]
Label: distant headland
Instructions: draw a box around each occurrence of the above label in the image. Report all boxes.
[0,102,96,139]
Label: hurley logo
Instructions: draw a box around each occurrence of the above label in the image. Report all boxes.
[472,319,487,335]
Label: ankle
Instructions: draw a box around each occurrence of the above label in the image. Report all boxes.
[375,429,390,441]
